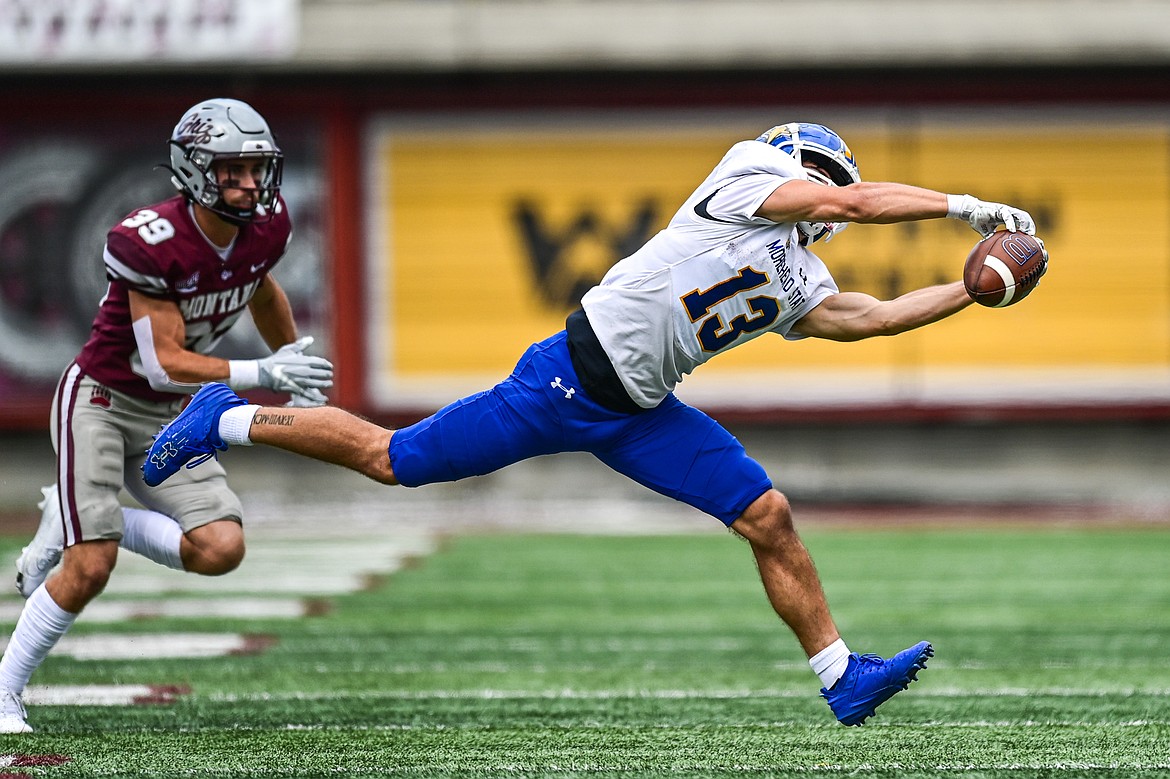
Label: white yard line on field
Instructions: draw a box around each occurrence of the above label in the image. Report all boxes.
[97,534,436,596]
[0,632,272,660]
[0,597,309,623]
[205,687,1170,701]
[23,684,188,706]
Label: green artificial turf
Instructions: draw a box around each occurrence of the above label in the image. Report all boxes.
[2,526,1169,777]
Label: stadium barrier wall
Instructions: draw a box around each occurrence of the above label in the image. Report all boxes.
[0,80,1168,429]
[361,109,1170,422]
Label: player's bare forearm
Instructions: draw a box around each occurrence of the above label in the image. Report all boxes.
[757,181,948,225]
[130,289,235,386]
[843,182,950,224]
[876,281,973,333]
[793,282,971,342]
[248,275,299,351]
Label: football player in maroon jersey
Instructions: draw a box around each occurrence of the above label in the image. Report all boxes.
[0,98,333,733]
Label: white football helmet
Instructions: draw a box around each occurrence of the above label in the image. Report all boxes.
[757,122,860,244]
[166,98,283,224]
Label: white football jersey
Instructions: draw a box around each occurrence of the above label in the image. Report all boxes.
[580,139,840,408]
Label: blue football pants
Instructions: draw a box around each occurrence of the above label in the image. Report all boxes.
[388,331,773,526]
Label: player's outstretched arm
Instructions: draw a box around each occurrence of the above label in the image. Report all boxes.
[791,283,972,342]
[756,180,1034,236]
[756,180,947,225]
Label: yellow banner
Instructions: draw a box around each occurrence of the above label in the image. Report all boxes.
[367,118,1170,408]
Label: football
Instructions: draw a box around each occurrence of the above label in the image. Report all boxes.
[963,230,1048,308]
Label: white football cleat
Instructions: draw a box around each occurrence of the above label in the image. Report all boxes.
[15,485,65,599]
[0,690,32,734]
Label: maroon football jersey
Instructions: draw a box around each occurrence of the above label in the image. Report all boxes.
[75,194,293,402]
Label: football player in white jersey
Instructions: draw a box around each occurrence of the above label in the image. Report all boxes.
[144,123,1039,726]
[0,99,333,733]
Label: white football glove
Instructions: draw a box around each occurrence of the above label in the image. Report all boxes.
[947,194,1036,238]
[285,387,329,408]
[228,336,334,402]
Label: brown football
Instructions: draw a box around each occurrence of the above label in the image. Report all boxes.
[963,230,1048,308]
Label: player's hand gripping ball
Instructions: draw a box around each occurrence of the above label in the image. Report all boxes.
[963,230,1048,308]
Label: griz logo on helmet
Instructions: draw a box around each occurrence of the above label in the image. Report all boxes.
[174,114,218,146]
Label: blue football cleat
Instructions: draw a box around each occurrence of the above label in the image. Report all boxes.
[142,383,248,487]
[821,641,933,726]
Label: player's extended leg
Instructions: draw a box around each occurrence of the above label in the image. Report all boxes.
[145,335,591,489]
[732,493,932,725]
[142,384,395,487]
[247,406,394,483]
[730,490,841,656]
[593,397,932,726]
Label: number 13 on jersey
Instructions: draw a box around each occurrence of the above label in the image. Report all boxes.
[681,267,781,352]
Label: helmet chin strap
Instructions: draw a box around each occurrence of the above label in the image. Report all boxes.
[214,205,253,227]
[202,179,272,226]
[797,220,847,245]
[802,165,836,188]
[796,163,847,245]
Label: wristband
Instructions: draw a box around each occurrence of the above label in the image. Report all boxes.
[227,359,260,390]
[946,194,975,219]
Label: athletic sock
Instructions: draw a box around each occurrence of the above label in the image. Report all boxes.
[0,586,77,693]
[810,638,852,689]
[120,508,185,571]
[218,405,259,446]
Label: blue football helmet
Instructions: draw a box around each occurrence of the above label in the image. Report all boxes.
[757,122,860,244]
